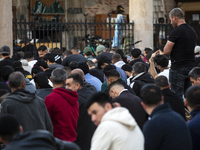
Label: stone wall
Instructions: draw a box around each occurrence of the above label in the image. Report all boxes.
[179,2,200,14]
[84,0,129,19]
[164,0,176,15]
[12,0,29,20]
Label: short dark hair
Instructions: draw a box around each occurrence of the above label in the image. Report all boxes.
[63,66,71,77]
[132,62,146,74]
[158,17,164,24]
[121,64,132,72]
[144,48,153,54]
[34,72,51,88]
[35,60,48,69]
[24,52,34,59]
[63,50,72,57]
[67,73,84,87]
[140,84,162,106]
[103,65,116,75]
[112,53,121,63]
[8,72,25,88]
[146,52,152,62]
[70,47,78,53]
[131,49,141,58]
[85,92,112,110]
[97,56,111,69]
[52,47,61,55]
[14,67,26,77]
[12,61,22,70]
[154,54,169,68]
[186,85,200,108]
[169,8,184,19]
[1,66,14,82]
[104,70,120,78]
[188,67,200,80]
[12,53,22,61]
[78,62,89,75]
[43,53,55,63]
[69,61,79,70]
[0,114,20,142]
[37,45,47,52]
[51,68,67,84]
[155,75,169,88]
[31,65,43,77]
[86,60,95,68]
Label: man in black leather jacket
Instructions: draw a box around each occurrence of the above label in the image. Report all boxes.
[0,114,80,150]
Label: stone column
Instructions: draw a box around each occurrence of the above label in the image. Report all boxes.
[129,0,153,51]
[0,0,13,55]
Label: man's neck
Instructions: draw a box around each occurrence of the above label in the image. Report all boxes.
[132,57,140,61]
[72,52,79,54]
[26,58,34,62]
[177,19,186,26]
[160,67,168,72]
[160,86,169,90]
[53,84,65,89]
[49,62,56,65]
[2,56,10,59]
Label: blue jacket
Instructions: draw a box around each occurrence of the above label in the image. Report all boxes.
[188,107,200,150]
[143,103,192,150]
[85,73,102,92]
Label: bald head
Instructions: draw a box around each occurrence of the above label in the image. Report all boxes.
[71,69,85,80]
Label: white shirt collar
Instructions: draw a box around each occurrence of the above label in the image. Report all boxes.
[118,89,128,96]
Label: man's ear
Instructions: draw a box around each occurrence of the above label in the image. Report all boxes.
[21,81,26,89]
[141,102,146,110]
[184,99,188,107]
[197,77,200,81]
[132,70,135,76]
[50,77,52,82]
[105,102,113,111]
[161,96,164,103]
[8,82,11,88]
[19,125,23,133]
[35,83,40,89]
[131,55,133,59]
[168,83,171,89]
[111,61,114,64]
[76,83,81,90]
[64,79,67,84]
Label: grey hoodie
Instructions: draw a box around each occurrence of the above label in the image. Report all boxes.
[1,89,53,133]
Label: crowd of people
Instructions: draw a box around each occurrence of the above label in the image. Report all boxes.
[0,7,199,150]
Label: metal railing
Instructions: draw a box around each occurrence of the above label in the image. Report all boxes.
[13,14,134,55]
[153,23,173,51]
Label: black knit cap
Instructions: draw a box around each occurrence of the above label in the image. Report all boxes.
[0,114,19,135]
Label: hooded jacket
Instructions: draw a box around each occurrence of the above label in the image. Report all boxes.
[4,130,80,150]
[20,59,32,74]
[90,107,144,150]
[1,89,53,133]
[83,81,97,93]
[45,88,79,142]
[25,78,36,93]
[114,60,126,69]
[130,72,154,95]
[75,87,96,150]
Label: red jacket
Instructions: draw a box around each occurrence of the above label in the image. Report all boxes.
[45,88,79,142]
